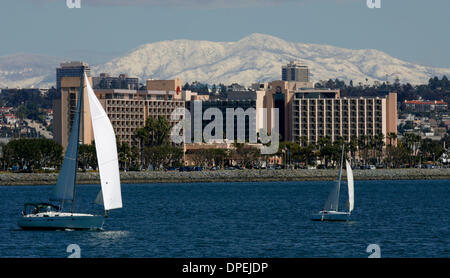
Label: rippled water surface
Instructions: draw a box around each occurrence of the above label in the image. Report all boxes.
[0,180,449,257]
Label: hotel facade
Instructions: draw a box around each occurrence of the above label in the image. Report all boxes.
[291,90,397,144]
[53,62,185,149]
[250,62,398,145]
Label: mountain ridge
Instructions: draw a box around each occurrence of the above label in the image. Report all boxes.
[1,33,450,88]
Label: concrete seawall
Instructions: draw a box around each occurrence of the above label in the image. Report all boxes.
[1,168,450,185]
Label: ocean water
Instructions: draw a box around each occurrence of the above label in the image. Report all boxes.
[0,180,449,258]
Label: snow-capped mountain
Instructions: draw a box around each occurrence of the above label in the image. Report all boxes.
[2,34,450,88]
[0,53,61,88]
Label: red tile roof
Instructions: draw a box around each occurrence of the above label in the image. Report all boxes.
[404,100,447,105]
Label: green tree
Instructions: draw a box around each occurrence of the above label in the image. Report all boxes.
[233,143,260,168]
[135,116,182,169]
[2,138,63,171]
[78,144,97,170]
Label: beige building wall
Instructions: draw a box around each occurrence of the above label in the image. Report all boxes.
[291,93,395,145]
[54,76,93,150]
[386,92,398,144]
[381,98,387,142]
[146,78,183,99]
[93,89,185,148]
[264,80,339,141]
[52,98,62,146]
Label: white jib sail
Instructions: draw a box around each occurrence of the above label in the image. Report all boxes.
[346,159,354,213]
[85,73,122,210]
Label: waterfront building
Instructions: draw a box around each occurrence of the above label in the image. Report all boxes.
[291,91,398,145]
[56,62,90,94]
[53,62,92,149]
[263,80,322,141]
[93,89,185,147]
[402,100,448,112]
[186,90,266,143]
[282,61,310,82]
[53,65,185,149]
[92,73,139,90]
[147,78,182,94]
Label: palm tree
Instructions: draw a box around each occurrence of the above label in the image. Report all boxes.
[357,135,369,165]
[317,137,333,168]
[387,132,397,146]
[374,133,385,164]
[402,133,422,167]
[349,136,358,166]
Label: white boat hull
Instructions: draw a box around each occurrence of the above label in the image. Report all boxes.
[18,212,105,230]
[311,211,350,222]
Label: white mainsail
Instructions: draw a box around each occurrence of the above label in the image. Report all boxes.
[346,159,354,213]
[85,73,122,211]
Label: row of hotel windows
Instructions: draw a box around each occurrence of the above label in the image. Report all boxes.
[107,107,183,116]
[293,122,383,128]
[102,94,173,101]
[294,106,383,112]
[294,99,383,105]
[294,131,383,137]
[293,133,383,143]
[293,126,384,134]
[294,111,382,117]
[106,100,184,106]
[111,118,181,127]
[294,104,382,110]
[293,116,382,123]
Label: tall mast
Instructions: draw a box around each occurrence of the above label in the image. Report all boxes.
[71,67,84,213]
[335,143,345,212]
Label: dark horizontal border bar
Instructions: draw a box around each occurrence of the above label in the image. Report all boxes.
[1,258,447,277]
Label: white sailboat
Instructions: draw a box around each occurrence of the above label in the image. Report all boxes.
[311,145,354,222]
[18,72,122,230]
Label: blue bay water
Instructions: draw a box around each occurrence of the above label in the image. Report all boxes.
[0,180,449,258]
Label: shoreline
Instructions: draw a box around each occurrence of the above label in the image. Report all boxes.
[1,168,450,185]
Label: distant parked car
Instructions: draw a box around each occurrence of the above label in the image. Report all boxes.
[422,164,439,169]
[42,167,56,171]
[179,166,188,172]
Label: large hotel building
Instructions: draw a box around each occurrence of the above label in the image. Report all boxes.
[291,90,397,144]
[53,62,184,149]
[259,79,397,144]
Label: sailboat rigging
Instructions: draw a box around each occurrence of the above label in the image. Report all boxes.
[18,71,122,230]
[311,144,354,222]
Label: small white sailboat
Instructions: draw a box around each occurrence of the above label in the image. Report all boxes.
[18,72,122,230]
[311,145,354,222]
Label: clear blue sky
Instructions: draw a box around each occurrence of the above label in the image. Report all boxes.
[1,0,449,68]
